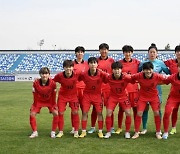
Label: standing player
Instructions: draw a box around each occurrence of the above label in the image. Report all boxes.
[79,57,108,138]
[117,45,140,134]
[88,43,115,134]
[53,60,80,138]
[163,63,180,139]
[131,62,166,139]
[104,61,132,139]
[164,45,180,135]
[70,46,88,134]
[162,62,180,139]
[29,67,58,138]
[139,43,169,134]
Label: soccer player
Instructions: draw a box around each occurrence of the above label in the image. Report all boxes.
[139,43,169,134]
[88,43,115,134]
[79,57,108,138]
[70,46,88,134]
[29,67,58,138]
[162,62,180,139]
[131,62,166,139]
[104,61,132,139]
[164,45,180,135]
[53,60,80,138]
[117,45,140,134]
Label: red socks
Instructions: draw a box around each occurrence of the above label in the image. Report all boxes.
[30,116,37,131]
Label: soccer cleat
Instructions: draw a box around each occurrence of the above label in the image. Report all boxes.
[132,132,139,139]
[79,131,87,138]
[162,133,168,140]
[115,128,123,134]
[50,131,56,138]
[170,128,176,135]
[98,132,104,138]
[56,131,63,138]
[29,131,38,138]
[156,132,162,139]
[110,128,116,134]
[74,132,79,138]
[140,129,147,134]
[125,132,131,139]
[104,132,111,139]
[88,127,96,134]
[70,128,75,134]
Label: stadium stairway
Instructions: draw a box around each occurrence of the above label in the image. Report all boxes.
[9,54,26,71]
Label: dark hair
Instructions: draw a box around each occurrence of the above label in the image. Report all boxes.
[39,67,50,74]
[88,57,98,64]
[99,43,109,50]
[111,61,123,69]
[63,60,74,68]
[75,46,85,53]
[142,62,154,70]
[148,43,158,52]
[122,45,134,53]
[175,45,180,53]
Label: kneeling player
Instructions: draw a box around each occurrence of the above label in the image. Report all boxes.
[162,63,180,139]
[104,61,132,139]
[131,62,166,139]
[29,67,58,138]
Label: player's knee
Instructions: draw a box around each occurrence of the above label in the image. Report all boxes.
[30,112,36,117]
[153,111,160,116]
[59,112,64,115]
[52,110,58,116]
[106,109,112,117]
[137,111,143,117]
[125,110,131,116]
[72,110,78,115]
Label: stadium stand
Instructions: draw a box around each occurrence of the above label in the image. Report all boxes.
[0,50,175,74]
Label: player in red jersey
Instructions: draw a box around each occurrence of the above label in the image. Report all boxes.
[131,62,166,139]
[116,45,140,134]
[88,43,115,134]
[104,61,132,139]
[79,57,108,138]
[70,46,88,134]
[162,62,180,139]
[164,45,180,135]
[53,60,80,138]
[29,67,58,138]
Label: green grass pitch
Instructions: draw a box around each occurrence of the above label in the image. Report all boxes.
[0,82,180,154]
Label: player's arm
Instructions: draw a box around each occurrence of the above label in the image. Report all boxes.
[158,74,170,85]
[32,82,38,105]
[101,71,109,83]
[161,61,170,75]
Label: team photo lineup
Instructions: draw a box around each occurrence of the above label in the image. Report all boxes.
[29,43,180,140]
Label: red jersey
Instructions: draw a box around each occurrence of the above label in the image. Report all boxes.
[53,71,79,97]
[120,58,140,92]
[32,78,56,107]
[97,56,114,90]
[79,69,108,94]
[106,73,131,100]
[73,59,88,89]
[131,72,166,100]
[164,73,180,99]
[164,59,178,74]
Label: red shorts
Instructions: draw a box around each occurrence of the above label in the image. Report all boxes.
[165,96,180,111]
[57,94,79,112]
[137,96,160,112]
[101,89,110,106]
[128,92,139,107]
[107,96,131,111]
[82,93,103,113]
[30,104,57,113]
